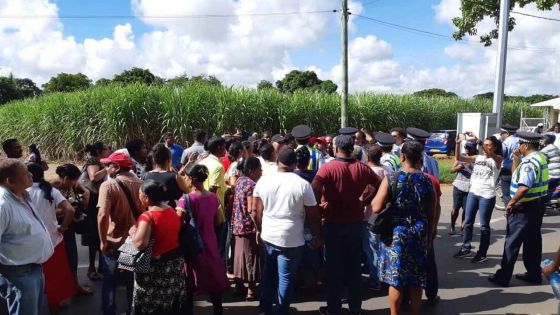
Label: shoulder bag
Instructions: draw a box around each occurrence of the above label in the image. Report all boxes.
[178,194,204,263]
[369,171,399,245]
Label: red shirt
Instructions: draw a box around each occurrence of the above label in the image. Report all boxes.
[423,173,442,198]
[220,156,232,173]
[138,208,181,257]
[314,159,381,224]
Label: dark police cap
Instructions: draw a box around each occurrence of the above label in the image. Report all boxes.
[291,125,312,140]
[339,127,358,136]
[406,127,430,141]
[271,134,286,143]
[375,132,395,146]
[516,131,543,144]
[500,124,518,133]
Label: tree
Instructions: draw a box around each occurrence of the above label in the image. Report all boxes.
[413,88,459,98]
[95,78,112,86]
[188,75,222,86]
[42,73,92,93]
[276,70,338,94]
[14,78,41,98]
[452,0,558,46]
[257,80,275,90]
[167,75,190,86]
[473,92,494,100]
[0,77,21,104]
[112,67,164,86]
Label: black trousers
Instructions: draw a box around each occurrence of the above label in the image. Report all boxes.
[425,246,438,300]
[494,200,545,283]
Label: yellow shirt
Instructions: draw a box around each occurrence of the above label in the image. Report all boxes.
[198,154,226,222]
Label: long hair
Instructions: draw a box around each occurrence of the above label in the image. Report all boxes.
[29,144,42,164]
[27,163,53,203]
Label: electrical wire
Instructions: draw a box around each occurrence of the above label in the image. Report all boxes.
[511,11,560,22]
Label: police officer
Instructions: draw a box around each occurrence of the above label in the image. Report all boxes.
[291,124,322,172]
[499,124,520,206]
[406,127,439,179]
[340,127,367,163]
[489,131,548,287]
[376,132,401,173]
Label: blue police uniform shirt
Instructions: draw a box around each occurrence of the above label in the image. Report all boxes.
[513,151,538,188]
[502,135,520,170]
[168,144,184,169]
[422,152,440,179]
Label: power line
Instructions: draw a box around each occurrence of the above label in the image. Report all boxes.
[511,11,560,22]
[354,14,560,52]
[362,0,383,7]
[0,10,338,19]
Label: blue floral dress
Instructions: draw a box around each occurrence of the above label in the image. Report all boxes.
[378,171,434,288]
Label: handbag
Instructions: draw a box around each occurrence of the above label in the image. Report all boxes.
[117,211,155,273]
[369,172,399,245]
[178,194,204,263]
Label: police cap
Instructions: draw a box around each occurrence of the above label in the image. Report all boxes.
[339,127,358,136]
[516,131,543,144]
[406,127,430,141]
[271,134,286,143]
[375,132,395,146]
[291,125,313,140]
[500,124,518,133]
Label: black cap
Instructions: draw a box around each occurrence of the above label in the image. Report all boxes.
[500,124,518,133]
[334,135,355,152]
[271,134,286,143]
[339,127,358,136]
[517,131,543,144]
[464,140,478,150]
[375,132,395,146]
[291,125,312,140]
[277,148,297,166]
[406,127,430,141]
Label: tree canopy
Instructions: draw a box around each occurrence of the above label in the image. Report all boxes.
[42,73,92,93]
[276,70,338,94]
[452,0,560,46]
[412,88,459,98]
[257,80,275,90]
[473,91,558,103]
[112,67,164,86]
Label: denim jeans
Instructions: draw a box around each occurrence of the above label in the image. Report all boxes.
[325,222,363,315]
[462,193,495,255]
[260,241,304,315]
[500,174,512,206]
[0,264,47,315]
[360,222,380,287]
[101,253,133,315]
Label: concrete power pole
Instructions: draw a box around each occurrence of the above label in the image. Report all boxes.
[492,0,510,129]
[340,0,349,128]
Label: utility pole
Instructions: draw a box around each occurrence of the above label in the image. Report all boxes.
[492,0,510,129]
[340,0,349,128]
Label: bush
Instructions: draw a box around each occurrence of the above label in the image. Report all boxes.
[0,84,541,159]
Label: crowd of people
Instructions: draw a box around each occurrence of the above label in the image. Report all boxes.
[0,121,557,315]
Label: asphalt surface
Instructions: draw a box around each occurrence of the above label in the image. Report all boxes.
[61,185,560,315]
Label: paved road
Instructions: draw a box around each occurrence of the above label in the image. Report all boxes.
[61,185,560,315]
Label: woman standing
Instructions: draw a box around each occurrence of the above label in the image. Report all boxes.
[52,164,93,295]
[177,165,229,315]
[81,141,111,280]
[372,140,437,315]
[129,180,186,314]
[143,144,191,208]
[27,164,76,314]
[454,135,503,263]
[231,157,262,300]
[449,140,477,235]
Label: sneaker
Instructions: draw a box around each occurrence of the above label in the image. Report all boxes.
[471,252,487,263]
[453,248,472,258]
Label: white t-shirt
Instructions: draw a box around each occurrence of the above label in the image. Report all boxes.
[27,183,67,247]
[258,157,278,177]
[253,172,317,248]
[469,155,500,199]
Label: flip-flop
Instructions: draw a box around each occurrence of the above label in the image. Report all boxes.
[87,271,102,281]
[76,285,94,296]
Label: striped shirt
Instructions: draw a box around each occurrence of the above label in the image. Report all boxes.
[541,144,560,179]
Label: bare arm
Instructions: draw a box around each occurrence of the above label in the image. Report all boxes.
[57,200,76,233]
[371,177,389,213]
[87,164,107,183]
[253,197,264,233]
[311,179,324,205]
[304,205,323,248]
[506,185,529,214]
[450,161,464,173]
[131,220,152,250]
[543,245,560,277]
[98,207,110,252]
[455,137,477,163]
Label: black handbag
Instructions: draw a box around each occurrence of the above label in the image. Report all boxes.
[178,194,204,263]
[370,172,399,245]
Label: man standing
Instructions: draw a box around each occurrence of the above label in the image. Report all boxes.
[181,129,207,165]
[313,135,381,315]
[376,132,401,173]
[340,127,366,164]
[390,127,406,156]
[292,125,322,172]
[97,152,143,315]
[254,148,322,315]
[1,139,23,159]
[0,159,53,315]
[162,132,184,170]
[489,131,548,287]
[540,134,560,193]
[407,127,439,179]
[499,124,520,206]
[270,134,286,153]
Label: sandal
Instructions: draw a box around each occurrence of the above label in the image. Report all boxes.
[87,271,102,281]
[76,285,93,296]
